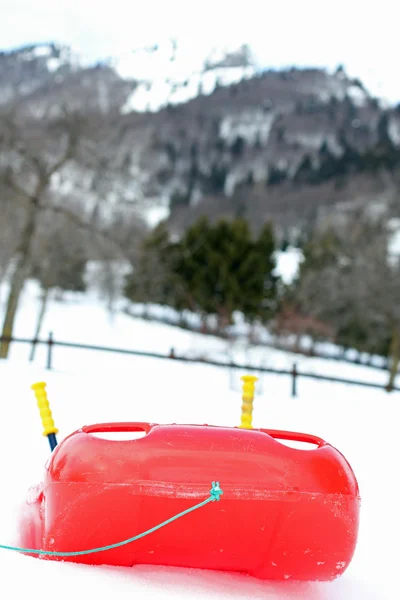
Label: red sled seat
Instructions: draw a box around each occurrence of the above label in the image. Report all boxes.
[18,422,360,581]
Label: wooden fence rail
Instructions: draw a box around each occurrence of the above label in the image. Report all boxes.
[0,333,397,396]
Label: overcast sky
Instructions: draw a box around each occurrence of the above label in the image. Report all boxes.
[1,0,399,103]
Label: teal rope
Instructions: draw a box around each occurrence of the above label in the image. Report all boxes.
[0,481,223,557]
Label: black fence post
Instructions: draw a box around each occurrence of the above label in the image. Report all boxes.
[29,338,38,362]
[291,363,298,397]
[47,331,54,370]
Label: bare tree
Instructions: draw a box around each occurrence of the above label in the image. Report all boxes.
[0,186,23,286]
[0,102,144,358]
[28,210,89,360]
[293,211,400,389]
[84,208,149,315]
[0,107,83,356]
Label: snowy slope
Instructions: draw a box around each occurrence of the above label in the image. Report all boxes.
[115,41,257,113]
[0,40,257,114]
[0,281,399,599]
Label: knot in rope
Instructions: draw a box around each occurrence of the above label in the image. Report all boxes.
[210,481,223,501]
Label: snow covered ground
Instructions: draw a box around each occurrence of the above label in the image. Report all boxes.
[0,280,399,599]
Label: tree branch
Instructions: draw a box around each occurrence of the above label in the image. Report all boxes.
[45,203,131,260]
[46,128,78,179]
[2,168,34,203]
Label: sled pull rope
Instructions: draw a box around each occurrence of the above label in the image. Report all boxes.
[0,482,223,557]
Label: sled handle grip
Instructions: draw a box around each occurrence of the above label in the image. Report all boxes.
[260,428,327,448]
[31,381,59,437]
[82,422,152,435]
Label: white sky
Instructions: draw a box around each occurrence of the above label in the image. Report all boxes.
[1,0,399,103]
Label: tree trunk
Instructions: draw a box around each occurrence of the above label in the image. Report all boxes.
[0,258,13,302]
[0,207,37,359]
[29,287,49,362]
[0,267,5,301]
[294,332,301,352]
[386,327,400,392]
[0,265,5,288]
[217,307,232,335]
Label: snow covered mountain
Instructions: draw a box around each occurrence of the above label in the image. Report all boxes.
[0,43,81,104]
[1,40,400,239]
[114,40,258,113]
[0,40,258,113]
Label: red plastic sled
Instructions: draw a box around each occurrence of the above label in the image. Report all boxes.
[18,422,360,581]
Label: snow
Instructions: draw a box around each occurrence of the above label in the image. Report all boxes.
[274,247,303,284]
[145,204,171,228]
[12,42,81,74]
[31,44,53,58]
[386,218,400,266]
[119,40,257,113]
[0,278,399,599]
[346,85,368,107]
[220,111,276,146]
[388,117,400,146]
[284,131,328,150]
[121,63,256,113]
[46,57,62,72]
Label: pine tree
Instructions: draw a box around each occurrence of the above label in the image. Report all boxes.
[173,217,279,328]
[172,217,213,315]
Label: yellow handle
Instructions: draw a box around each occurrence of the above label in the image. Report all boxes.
[239,375,258,429]
[31,381,59,437]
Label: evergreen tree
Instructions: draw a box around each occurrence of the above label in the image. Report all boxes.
[124,216,279,329]
[230,136,245,157]
[172,217,214,315]
[205,218,253,325]
[252,222,279,321]
[174,217,278,327]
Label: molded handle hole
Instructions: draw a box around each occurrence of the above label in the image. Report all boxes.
[82,423,151,439]
[275,439,319,450]
[88,430,147,441]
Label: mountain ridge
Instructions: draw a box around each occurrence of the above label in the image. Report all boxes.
[1,41,400,240]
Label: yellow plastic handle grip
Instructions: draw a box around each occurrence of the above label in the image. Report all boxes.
[241,375,258,399]
[239,375,258,429]
[31,381,58,437]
